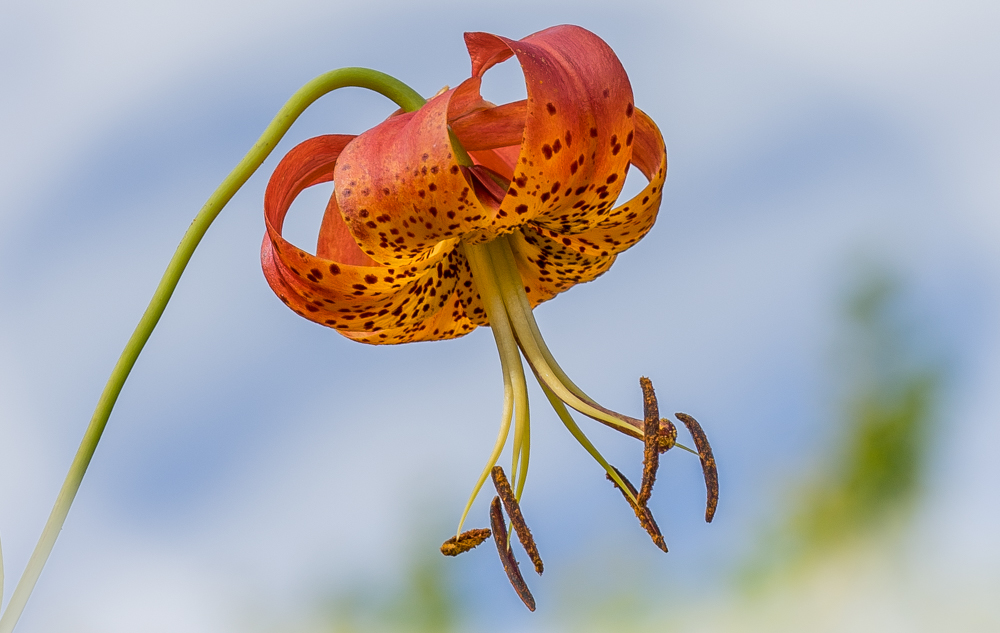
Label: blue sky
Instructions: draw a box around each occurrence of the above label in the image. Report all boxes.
[1,1,998,630]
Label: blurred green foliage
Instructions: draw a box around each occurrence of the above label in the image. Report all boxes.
[742,270,944,588]
[791,272,940,550]
[322,550,459,633]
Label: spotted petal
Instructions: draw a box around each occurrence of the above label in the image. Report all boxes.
[334,90,493,265]
[261,135,482,343]
[461,25,636,236]
[528,108,667,259]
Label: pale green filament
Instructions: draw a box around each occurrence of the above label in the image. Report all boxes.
[486,235,700,455]
[0,68,427,633]
[484,237,643,437]
[456,242,530,534]
[539,383,638,507]
[514,406,530,501]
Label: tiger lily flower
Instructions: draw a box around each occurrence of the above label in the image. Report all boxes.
[0,24,724,630]
[261,25,716,607]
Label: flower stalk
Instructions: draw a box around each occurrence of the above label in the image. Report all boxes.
[0,68,426,633]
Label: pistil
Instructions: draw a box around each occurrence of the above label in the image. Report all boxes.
[456,240,531,536]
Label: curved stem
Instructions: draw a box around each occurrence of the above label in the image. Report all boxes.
[0,68,426,633]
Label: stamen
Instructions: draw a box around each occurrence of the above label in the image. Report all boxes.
[456,242,529,534]
[484,236,645,439]
[513,408,530,501]
[509,371,530,503]
[492,466,543,575]
[675,412,719,523]
[440,528,492,556]
[606,467,668,553]
[539,381,638,507]
[638,377,660,507]
[657,417,678,453]
[490,496,536,611]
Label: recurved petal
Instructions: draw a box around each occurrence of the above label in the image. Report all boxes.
[261,135,478,343]
[539,108,666,256]
[334,89,492,265]
[343,284,478,344]
[342,246,488,344]
[506,225,617,308]
[463,25,636,236]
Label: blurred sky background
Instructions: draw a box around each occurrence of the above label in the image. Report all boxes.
[1,1,998,631]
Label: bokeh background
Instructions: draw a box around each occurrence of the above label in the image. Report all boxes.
[1,1,998,631]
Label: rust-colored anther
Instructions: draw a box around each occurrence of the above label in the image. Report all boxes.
[490,496,536,611]
[606,467,668,553]
[657,418,678,453]
[675,412,719,523]
[491,466,543,574]
[638,377,660,507]
[440,528,492,556]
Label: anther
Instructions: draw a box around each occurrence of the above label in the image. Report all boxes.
[606,466,667,553]
[440,528,492,556]
[490,496,536,611]
[492,466,543,574]
[638,377,660,507]
[675,412,719,523]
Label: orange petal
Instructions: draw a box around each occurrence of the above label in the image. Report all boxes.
[261,135,480,343]
[342,247,488,344]
[463,26,636,236]
[450,96,526,152]
[532,108,666,256]
[506,226,617,308]
[334,90,492,265]
[317,188,378,267]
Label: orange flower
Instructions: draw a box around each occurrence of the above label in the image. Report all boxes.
[261,25,715,609]
[262,25,664,344]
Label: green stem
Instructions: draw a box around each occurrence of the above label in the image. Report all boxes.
[0,68,425,633]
